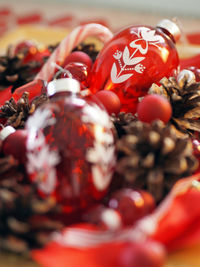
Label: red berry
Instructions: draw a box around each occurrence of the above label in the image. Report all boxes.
[2,129,28,163]
[59,62,89,88]
[83,205,122,230]
[94,90,121,115]
[187,66,200,82]
[63,51,92,71]
[108,189,155,226]
[137,94,172,124]
[118,241,166,267]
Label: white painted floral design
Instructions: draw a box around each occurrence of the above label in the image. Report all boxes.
[26,108,56,132]
[81,103,113,129]
[82,104,115,191]
[26,108,60,194]
[111,27,164,84]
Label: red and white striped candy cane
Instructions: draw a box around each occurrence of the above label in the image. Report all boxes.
[35,23,113,82]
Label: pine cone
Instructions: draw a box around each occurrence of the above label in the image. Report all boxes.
[0,46,41,91]
[0,179,63,254]
[149,70,200,137]
[0,92,48,129]
[0,154,20,178]
[116,120,198,201]
[111,112,136,138]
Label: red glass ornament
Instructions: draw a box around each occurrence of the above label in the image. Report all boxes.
[0,126,28,164]
[12,79,47,102]
[14,42,51,73]
[25,78,115,213]
[14,40,36,55]
[137,94,172,124]
[63,51,93,71]
[58,62,89,89]
[94,90,121,115]
[90,19,180,113]
[23,48,51,69]
[108,189,155,226]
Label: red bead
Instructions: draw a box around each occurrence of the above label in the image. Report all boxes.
[12,79,47,102]
[108,189,155,226]
[83,205,122,230]
[89,25,179,113]
[63,51,92,71]
[2,129,28,164]
[59,62,89,88]
[94,90,121,115]
[187,66,200,82]
[137,94,172,124]
[118,241,166,267]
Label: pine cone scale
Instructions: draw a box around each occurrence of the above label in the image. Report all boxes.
[115,120,198,201]
[150,71,200,135]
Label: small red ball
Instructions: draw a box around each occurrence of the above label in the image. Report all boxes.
[187,66,200,82]
[83,205,122,230]
[63,51,93,71]
[108,189,155,226]
[137,94,172,124]
[60,62,89,88]
[94,90,121,115]
[2,129,28,164]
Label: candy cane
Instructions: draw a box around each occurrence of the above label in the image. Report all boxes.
[35,23,113,82]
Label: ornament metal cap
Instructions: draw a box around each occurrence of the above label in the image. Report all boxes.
[156,19,181,42]
[47,78,81,96]
[0,126,15,141]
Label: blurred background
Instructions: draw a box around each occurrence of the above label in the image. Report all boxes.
[0,0,200,53]
[41,0,200,17]
[0,0,199,31]
[1,0,199,17]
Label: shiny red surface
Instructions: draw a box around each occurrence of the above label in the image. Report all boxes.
[27,92,113,212]
[90,26,179,113]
